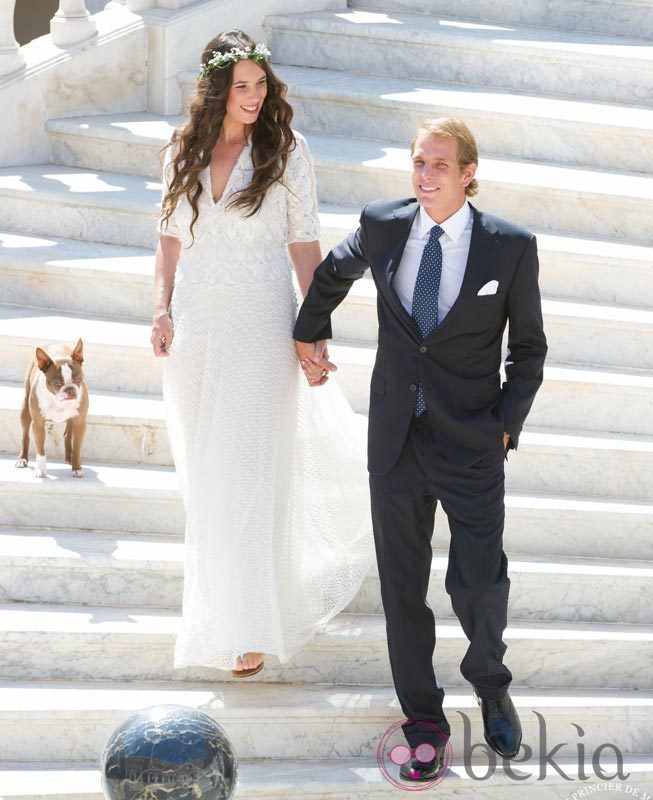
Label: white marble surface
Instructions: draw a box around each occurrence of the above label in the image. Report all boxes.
[0,372,653,499]
[275,65,653,174]
[265,10,653,104]
[1,602,653,689]
[2,755,652,800]
[0,162,162,249]
[1,454,651,558]
[0,0,652,785]
[38,119,653,244]
[3,215,652,314]
[0,452,183,534]
[3,526,653,626]
[143,0,347,115]
[0,679,650,761]
[0,381,171,466]
[0,4,146,168]
[0,305,165,394]
[350,0,653,39]
[285,133,653,243]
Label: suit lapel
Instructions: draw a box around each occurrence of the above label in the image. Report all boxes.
[379,202,421,338]
[425,204,503,338]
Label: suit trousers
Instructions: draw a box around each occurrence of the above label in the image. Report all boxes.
[369,412,512,748]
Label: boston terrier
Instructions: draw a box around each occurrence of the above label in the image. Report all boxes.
[15,339,88,478]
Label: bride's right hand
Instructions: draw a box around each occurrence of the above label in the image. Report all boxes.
[151,311,173,357]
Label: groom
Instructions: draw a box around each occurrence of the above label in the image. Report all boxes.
[294,118,547,781]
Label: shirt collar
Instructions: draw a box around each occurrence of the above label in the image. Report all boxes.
[416,200,472,243]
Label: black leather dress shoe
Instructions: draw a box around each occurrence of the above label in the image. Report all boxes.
[399,745,446,782]
[475,691,522,758]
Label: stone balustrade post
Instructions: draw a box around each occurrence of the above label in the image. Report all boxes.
[50,0,97,47]
[0,0,25,78]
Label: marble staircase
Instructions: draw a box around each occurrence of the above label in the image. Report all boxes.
[1,0,652,796]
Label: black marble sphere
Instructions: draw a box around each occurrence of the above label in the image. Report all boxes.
[101,704,238,800]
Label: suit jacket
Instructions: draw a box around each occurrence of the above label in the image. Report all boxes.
[294,199,548,475]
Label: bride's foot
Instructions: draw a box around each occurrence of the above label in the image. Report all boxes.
[231,652,265,678]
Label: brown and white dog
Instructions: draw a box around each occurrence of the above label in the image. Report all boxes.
[15,339,88,478]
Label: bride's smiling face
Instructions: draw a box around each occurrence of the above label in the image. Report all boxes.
[225,59,268,127]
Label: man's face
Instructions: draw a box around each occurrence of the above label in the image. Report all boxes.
[410,133,476,221]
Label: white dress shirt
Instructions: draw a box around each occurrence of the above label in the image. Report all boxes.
[393,200,473,321]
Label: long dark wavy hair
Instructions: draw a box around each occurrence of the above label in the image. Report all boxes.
[158,30,295,244]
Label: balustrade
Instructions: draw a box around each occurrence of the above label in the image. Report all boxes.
[50,0,97,47]
[0,0,25,78]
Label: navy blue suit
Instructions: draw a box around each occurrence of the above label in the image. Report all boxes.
[294,199,547,747]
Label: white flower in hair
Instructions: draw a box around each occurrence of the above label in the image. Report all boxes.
[198,42,272,79]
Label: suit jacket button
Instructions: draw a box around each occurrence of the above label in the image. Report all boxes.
[409,383,417,392]
[419,346,428,354]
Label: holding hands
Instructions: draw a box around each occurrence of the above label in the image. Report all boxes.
[295,339,337,387]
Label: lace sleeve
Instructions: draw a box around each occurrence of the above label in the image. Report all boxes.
[285,133,320,244]
[158,140,182,240]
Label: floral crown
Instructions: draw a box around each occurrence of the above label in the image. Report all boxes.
[197,43,271,79]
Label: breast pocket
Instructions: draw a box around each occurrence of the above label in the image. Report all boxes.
[475,291,506,305]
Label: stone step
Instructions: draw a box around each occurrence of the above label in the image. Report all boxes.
[2,297,652,411]
[2,756,652,800]
[2,526,651,625]
[1,601,652,689]
[305,133,653,244]
[279,65,653,174]
[3,219,651,312]
[0,382,170,466]
[2,456,651,560]
[0,161,182,251]
[0,679,651,762]
[40,118,653,242]
[349,0,653,39]
[3,332,653,497]
[3,297,653,421]
[320,289,653,372]
[0,232,155,321]
[264,9,653,105]
[1,356,652,470]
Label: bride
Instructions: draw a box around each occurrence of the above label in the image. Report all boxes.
[151,29,374,677]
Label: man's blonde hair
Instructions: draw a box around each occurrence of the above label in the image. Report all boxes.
[410,118,479,197]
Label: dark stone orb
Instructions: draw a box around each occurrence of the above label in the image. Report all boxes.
[101,704,238,799]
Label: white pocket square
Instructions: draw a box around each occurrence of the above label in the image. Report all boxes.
[477,280,499,296]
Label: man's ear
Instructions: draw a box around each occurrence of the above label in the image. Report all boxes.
[461,162,477,188]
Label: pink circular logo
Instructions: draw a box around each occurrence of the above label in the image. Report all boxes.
[376,719,453,790]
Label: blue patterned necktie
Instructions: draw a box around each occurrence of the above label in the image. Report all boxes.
[412,224,445,416]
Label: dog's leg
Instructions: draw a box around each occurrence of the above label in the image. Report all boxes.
[64,419,73,465]
[31,418,47,478]
[16,393,32,468]
[70,417,86,478]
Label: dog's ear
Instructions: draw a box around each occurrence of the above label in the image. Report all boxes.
[72,339,84,364]
[35,347,52,372]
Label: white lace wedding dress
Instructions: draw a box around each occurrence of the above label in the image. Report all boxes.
[159,132,375,671]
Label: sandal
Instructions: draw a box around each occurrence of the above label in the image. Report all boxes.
[230,654,265,678]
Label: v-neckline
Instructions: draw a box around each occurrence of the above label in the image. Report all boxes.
[205,142,250,207]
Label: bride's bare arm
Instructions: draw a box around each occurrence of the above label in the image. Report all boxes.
[288,239,322,299]
[288,239,336,385]
[151,234,181,357]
